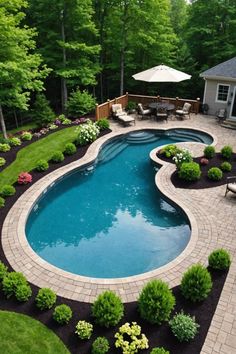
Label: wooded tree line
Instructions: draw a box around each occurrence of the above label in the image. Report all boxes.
[1,0,236,133]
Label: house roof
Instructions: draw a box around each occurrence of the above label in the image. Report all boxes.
[200,57,236,79]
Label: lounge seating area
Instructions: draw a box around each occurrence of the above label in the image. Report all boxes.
[175,102,192,119]
[111,104,135,126]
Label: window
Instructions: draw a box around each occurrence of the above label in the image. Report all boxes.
[216,84,230,102]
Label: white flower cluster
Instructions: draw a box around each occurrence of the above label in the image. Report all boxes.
[173,148,192,168]
[76,119,100,145]
[115,322,149,354]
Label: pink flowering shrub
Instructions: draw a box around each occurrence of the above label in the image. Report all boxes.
[18,172,32,185]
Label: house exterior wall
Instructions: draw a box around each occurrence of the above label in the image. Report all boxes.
[202,79,236,118]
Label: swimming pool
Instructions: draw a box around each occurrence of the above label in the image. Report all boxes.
[26,129,212,279]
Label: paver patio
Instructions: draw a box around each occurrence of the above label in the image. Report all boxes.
[1,114,236,353]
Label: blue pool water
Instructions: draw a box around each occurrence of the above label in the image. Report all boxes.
[26,129,212,278]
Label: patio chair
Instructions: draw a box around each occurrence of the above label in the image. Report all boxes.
[156,107,168,122]
[137,103,152,119]
[216,108,227,123]
[111,103,135,126]
[225,176,236,197]
[175,102,191,119]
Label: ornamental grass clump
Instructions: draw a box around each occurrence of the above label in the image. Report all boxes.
[207,167,223,181]
[204,145,215,159]
[178,162,201,182]
[221,145,233,159]
[181,264,212,302]
[208,249,231,270]
[75,119,100,146]
[169,311,199,342]
[220,161,232,172]
[0,184,16,197]
[150,348,170,354]
[75,320,93,339]
[114,322,149,354]
[92,290,124,328]
[91,336,110,354]
[53,304,72,325]
[35,159,49,172]
[173,148,193,169]
[35,288,57,310]
[138,279,175,324]
[2,271,32,301]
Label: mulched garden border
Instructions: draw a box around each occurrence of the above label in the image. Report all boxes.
[0,126,229,353]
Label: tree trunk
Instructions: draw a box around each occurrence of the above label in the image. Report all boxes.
[61,8,68,112]
[120,1,128,96]
[0,105,7,139]
[120,49,124,96]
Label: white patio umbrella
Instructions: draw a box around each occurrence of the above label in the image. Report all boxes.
[132,64,191,82]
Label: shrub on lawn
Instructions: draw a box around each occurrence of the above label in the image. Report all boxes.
[178,162,201,182]
[0,157,6,167]
[18,172,32,184]
[8,137,21,146]
[181,264,212,302]
[220,161,232,172]
[95,118,110,131]
[92,290,124,328]
[0,197,5,208]
[2,272,29,299]
[208,249,231,270]
[21,131,32,141]
[66,89,96,117]
[204,145,215,159]
[150,348,170,354]
[50,151,64,163]
[35,159,49,172]
[0,261,8,281]
[221,145,233,159]
[64,142,76,155]
[169,311,199,342]
[0,185,16,197]
[75,320,93,339]
[53,304,72,325]
[15,283,32,302]
[0,143,11,152]
[208,167,223,181]
[35,288,57,310]
[75,120,100,146]
[114,322,149,353]
[91,336,110,354]
[138,279,175,324]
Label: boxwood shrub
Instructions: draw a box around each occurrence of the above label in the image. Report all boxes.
[181,264,212,302]
[169,311,199,342]
[53,304,72,324]
[35,288,57,310]
[91,336,110,354]
[92,290,124,328]
[221,145,233,159]
[0,261,8,281]
[208,167,223,181]
[208,249,231,270]
[2,272,30,300]
[138,279,175,324]
[220,161,232,172]
[150,348,170,354]
[0,196,5,208]
[36,159,49,172]
[204,145,215,159]
[64,142,77,155]
[95,118,110,131]
[15,283,32,302]
[178,162,201,182]
[0,185,16,197]
[50,151,64,163]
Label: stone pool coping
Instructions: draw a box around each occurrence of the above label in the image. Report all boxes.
[1,122,218,302]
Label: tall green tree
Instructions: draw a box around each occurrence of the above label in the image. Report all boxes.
[0,0,50,139]
[27,0,100,111]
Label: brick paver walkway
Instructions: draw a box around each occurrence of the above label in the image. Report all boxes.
[1,114,236,353]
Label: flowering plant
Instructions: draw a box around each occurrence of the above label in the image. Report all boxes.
[114,322,149,354]
[33,132,42,139]
[173,148,192,169]
[75,119,100,146]
[18,172,32,185]
[200,157,209,165]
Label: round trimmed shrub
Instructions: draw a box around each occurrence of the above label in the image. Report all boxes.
[64,142,76,155]
[0,261,8,281]
[169,311,199,342]
[15,283,32,302]
[96,118,110,131]
[53,304,72,325]
[138,279,175,325]
[8,137,21,146]
[2,272,28,299]
[181,264,212,302]
[208,167,223,181]
[220,161,232,172]
[221,145,233,159]
[75,320,93,339]
[92,290,124,328]
[21,131,32,141]
[35,159,49,172]
[208,249,231,270]
[35,288,57,310]
[0,143,11,152]
[161,144,181,158]
[150,347,170,354]
[0,184,16,197]
[51,151,64,163]
[204,145,215,159]
[92,336,110,354]
[0,157,6,167]
[0,196,5,208]
[178,162,201,182]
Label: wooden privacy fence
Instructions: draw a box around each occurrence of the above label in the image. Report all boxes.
[95,93,200,120]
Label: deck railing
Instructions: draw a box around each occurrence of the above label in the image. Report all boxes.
[95,93,200,120]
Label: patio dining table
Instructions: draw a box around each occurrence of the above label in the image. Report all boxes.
[148,102,175,112]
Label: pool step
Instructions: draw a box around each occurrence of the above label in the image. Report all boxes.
[126,131,158,144]
[167,130,205,143]
[98,141,128,163]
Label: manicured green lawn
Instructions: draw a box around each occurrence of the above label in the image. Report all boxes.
[0,126,77,188]
[0,311,69,354]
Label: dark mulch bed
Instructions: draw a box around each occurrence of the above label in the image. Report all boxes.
[0,130,229,353]
[156,151,236,189]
